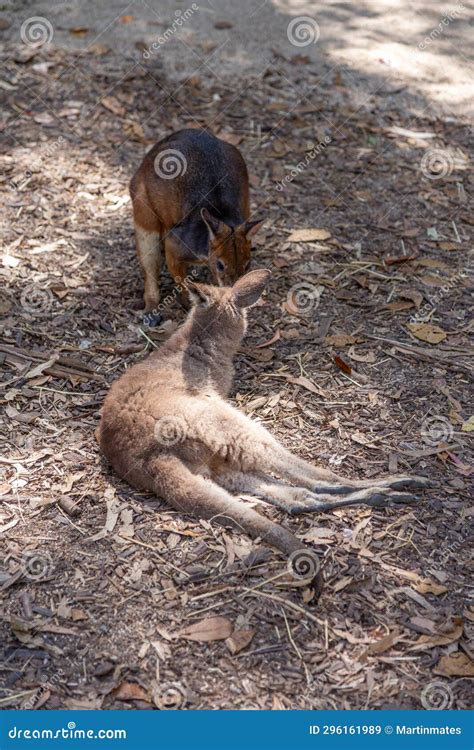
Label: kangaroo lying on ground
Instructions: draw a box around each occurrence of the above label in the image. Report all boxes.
[99,270,431,566]
[129,128,264,323]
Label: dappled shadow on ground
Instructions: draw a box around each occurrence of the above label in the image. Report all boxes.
[0,0,472,711]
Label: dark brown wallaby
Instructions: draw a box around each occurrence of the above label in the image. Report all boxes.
[129,128,264,323]
[99,270,432,571]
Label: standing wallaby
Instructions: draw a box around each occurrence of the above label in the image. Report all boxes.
[99,270,432,573]
[129,128,264,323]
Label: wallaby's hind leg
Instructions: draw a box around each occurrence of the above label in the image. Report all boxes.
[144,455,305,556]
[135,225,162,321]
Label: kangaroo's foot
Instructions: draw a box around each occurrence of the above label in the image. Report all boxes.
[311,474,435,496]
[286,486,420,516]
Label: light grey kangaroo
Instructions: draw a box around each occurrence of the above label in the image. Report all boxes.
[99,270,432,564]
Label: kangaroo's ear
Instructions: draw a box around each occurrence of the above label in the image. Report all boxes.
[232,269,271,308]
[241,218,266,238]
[201,208,226,240]
[187,281,212,308]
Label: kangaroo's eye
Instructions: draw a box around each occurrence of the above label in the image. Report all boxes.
[216,259,225,273]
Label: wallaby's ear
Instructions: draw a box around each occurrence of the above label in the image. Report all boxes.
[242,218,266,238]
[187,281,212,308]
[201,208,226,240]
[232,269,271,309]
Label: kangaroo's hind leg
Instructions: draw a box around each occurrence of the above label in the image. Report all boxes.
[143,454,306,557]
[210,404,433,513]
[212,468,421,516]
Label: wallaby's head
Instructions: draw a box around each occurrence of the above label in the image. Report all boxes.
[201,208,265,287]
[187,269,271,340]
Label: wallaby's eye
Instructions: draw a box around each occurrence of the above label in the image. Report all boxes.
[216,259,225,273]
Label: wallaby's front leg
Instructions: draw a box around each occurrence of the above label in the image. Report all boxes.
[164,242,192,308]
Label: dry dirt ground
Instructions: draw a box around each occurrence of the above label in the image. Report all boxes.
[1,0,473,711]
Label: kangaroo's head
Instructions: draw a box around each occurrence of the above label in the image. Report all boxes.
[187,269,271,343]
[201,208,265,287]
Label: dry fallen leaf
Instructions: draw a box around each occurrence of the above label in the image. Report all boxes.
[176,616,233,642]
[287,228,331,242]
[411,622,463,650]
[348,346,376,363]
[461,416,474,432]
[101,96,126,117]
[286,375,325,396]
[325,334,357,346]
[384,301,414,312]
[407,322,447,344]
[333,355,351,374]
[225,628,255,655]
[365,629,401,656]
[399,289,423,307]
[434,652,474,677]
[414,578,448,595]
[113,681,150,702]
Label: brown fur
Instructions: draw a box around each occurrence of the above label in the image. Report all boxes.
[99,271,432,563]
[129,128,264,313]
